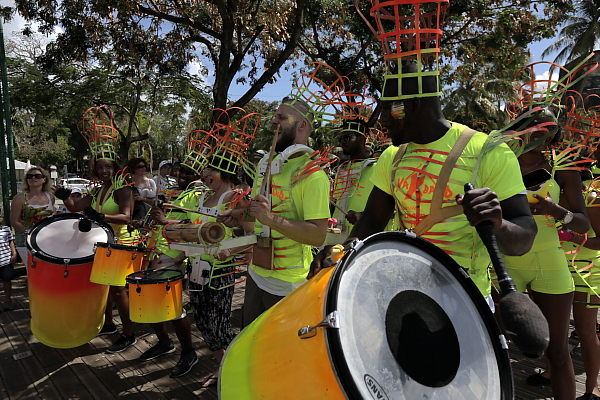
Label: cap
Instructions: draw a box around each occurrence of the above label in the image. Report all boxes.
[71,187,83,194]
[159,160,173,169]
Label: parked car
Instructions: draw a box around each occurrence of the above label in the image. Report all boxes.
[58,178,93,193]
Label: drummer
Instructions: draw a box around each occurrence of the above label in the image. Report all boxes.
[56,156,137,353]
[138,161,202,378]
[219,97,331,327]
[310,65,538,308]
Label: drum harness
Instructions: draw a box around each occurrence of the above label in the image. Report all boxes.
[390,128,477,236]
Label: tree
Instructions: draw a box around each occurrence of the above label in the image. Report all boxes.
[11,0,308,120]
[542,0,600,65]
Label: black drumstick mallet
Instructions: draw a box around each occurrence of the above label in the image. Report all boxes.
[78,217,92,232]
[464,183,549,358]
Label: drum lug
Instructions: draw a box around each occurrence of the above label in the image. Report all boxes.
[30,259,36,268]
[298,311,340,339]
[132,253,137,260]
[63,259,70,278]
[106,249,111,257]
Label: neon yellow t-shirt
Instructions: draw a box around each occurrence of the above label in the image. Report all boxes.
[155,189,202,258]
[251,153,330,283]
[370,122,525,296]
[327,159,376,244]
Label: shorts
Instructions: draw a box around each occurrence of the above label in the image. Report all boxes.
[504,247,574,294]
[0,263,13,281]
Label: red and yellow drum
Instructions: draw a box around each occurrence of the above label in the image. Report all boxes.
[90,242,148,286]
[219,232,513,399]
[26,214,114,348]
[126,269,183,323]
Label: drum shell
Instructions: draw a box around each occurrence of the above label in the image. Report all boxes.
[28,254,109,348]
[91,243,148,286]
[127,269,183,323]
[219,267,344,399]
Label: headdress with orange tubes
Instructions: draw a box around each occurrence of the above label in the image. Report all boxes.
[562,92,600,151]
[358,0,449,101]
[79,105,120,162]
[182,114,215,175]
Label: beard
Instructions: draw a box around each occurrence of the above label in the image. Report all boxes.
[275,123,297,152]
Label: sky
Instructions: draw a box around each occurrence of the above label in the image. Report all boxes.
[0,0,568,102]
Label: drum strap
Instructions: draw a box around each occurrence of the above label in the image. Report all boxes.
[390,128,477,236]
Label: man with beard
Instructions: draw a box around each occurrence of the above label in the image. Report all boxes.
[221,96,330,327]
[327,119,377,245]
[310,68,537,307]
[140,161,202,378]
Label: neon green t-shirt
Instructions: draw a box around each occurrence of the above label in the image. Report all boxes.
[251,153,330,283]
[155,189,202,258]
[371,122,525,296]
[327,159,376,244]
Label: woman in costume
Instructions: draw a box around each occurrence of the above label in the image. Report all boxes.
[10,166,55,264]
[58,156,137,352]
[503,110,589,400]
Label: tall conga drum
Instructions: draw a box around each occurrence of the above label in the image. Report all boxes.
[27,214,114,348]
[219,232,513,399]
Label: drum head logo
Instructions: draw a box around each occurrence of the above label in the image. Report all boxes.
[364,375,389,400]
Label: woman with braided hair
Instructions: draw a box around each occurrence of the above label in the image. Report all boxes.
[58,156,137,353]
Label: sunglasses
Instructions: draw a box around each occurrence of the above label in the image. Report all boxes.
[340,134,358,143]
[137,164,147,169]
[26,173,44,179]
[391,101,405,120]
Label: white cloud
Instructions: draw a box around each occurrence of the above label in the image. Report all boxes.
[1,0,62,41]
[534,70,560,93]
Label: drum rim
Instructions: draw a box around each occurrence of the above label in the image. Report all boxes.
[125,268,183,284]
[27,213,115,265]
[95,242,147,251]
[324,231,514,399]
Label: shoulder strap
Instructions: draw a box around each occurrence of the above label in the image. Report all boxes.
[390,144,409,230]
[413,128,477,236]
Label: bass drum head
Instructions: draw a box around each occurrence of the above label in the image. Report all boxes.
[326,231,513,400]
[27,213,114,265]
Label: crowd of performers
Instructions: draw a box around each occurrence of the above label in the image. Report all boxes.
[2,18,600,400]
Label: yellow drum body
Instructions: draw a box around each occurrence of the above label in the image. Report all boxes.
[91,243,147,286]
[26,214,114,348]
[220,267,343,399]
[126,269,183,323]
[220,232,514,400]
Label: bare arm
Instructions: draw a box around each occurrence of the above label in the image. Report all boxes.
[251,194,328,247]
[570,206,600,250]
[458,189,537,256]
[10,194,26,234]
[548,169,590,234]
[64,192,93,212]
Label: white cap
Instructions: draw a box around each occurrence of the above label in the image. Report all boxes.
[159,160,172,169]
[71,187,83,194]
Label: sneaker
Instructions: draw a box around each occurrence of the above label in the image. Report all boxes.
[170,351,198,378]
[106,334,136,353]
[577,394,600,400]
[140,340,176,361]
[98,323,118,336]
[2,300,13,311]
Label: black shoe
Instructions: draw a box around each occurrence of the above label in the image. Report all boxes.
[140,340,176,361]
[577,394,600,400]
[106,334,136,353]
[526,371,551,386]
[98,323,118,336]
[571,329,579,340]
[170,351,198,378]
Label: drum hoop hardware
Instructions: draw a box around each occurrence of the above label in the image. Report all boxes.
[132,252,137,260]
[63,258,70,278]
[298,310,340,339]
[105,249,111,257]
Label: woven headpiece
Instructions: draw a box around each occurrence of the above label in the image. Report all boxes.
[183,115,214,174]
[285,62,348,123]
[359,0,449,100]
[562,92,600,151]
[79,105,119,161]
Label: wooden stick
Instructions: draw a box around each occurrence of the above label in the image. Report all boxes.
[259,125,281,197]
[330,200,349,216]
[163,202,215,217]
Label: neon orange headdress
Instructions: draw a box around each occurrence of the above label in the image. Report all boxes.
[79,105,120,161]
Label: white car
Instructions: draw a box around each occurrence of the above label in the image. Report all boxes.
[58,178,93,193]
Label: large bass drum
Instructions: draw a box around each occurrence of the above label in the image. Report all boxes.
[26,213,114,348]
[219,231,513,399]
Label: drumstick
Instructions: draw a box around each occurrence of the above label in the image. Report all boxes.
[330,200,349,216]
[464,183,549,358]
[163,203,216,218]
[258,125,281,198]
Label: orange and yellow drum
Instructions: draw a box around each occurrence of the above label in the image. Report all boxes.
[91,243,148,286]
[26,214,113,348]
[219,232,513,399]
[126,269,183,323]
